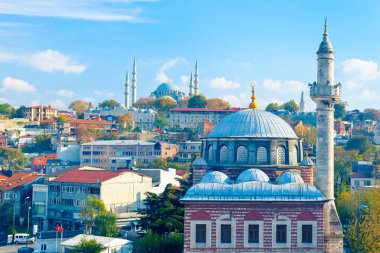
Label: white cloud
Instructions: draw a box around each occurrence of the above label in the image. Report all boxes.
[1,76,36,92]
[360,89,379,100]
[0,98,9,103]
[180,75,189,85]
[49,99,66,110]
[30,100,41,106]
[0,0,149,22]
[261,79,305,92]
[27,49,86,73]
[0,52,15,62]
[106,92,115,97]
[82,97,95,103]
[209,77,241,90]
[155,57,186,83]
[340,59,380,90]
[220,93,250,108]
[57,89,75,97]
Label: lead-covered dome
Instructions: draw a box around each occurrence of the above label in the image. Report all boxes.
[206,109,298,139]
[200,171,230,184]
[156,83,181,92]
[276,171,304,184]
[235,168,270,183]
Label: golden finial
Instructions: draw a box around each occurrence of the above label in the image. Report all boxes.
[305,152,309,158]
[249,83,258,109]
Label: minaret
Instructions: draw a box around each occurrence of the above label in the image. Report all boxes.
[299,91,305,113]
[249,84,258,109]
[125,71,130,108]
[309,19,343,252]
[194,61,199,95]
[189,71,194,97]
[132,58,137,106]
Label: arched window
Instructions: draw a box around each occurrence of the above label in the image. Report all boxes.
[207,145,213,162]
[219,145,228,163]
[277,146,286,164]
[292,146,298,164]
[257,147,268,164]
[236,146,248,163]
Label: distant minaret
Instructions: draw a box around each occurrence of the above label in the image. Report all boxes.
[132,58,137,106]
[125,71,130,108]
[189,72,194,97]
[194,61,199,95]
[309,19,343,252]
[299,91,305,112]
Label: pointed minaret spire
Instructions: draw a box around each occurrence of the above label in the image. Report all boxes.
[194,61,199,95]
[299,90,305,113]
[132,58,137,106]
[125,71,130,108]
[189,71,194,97]
[324,17,328,35]
[249,83,258,109]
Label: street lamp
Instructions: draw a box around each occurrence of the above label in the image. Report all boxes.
[356,204,368,253]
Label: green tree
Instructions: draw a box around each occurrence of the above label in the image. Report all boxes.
[206,98,230,109]
[282,100,299,113]
[188,95,207,108]
[12,105,26,118]
[0,148,28,170]
[265,102,282,112]
[95,213,119,237]
[134,231,183,253]
[55,115,69,123]
[98,100,120,109]
[334,102,347,119]
[69,100,91,118]
[34,133,52,152]
[154,97,177,112]
[81,196,107,234]
[68,238,106,253]
[139,184,184,234]
[148,158,168,169]
[334,146,358,197]
[0,103,15,118]
[345,135,373,157]
[154,113,170,129]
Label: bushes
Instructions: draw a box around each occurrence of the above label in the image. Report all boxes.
[134,231,183,253]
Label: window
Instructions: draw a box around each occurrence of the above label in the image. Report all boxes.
[292,146,298,164]
[277,146,286,164]
[257,146,267,164]
[302,225,312,243]
[236,146,248,163]
[219,145,228,163]
[221,224,231,243]
[248,224,259,243]
[276,225,287,243]
[196,224,206,243]
[354,180,360,186]
[207,145,213,162]
[364,180,371,186]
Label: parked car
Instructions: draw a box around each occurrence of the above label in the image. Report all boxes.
[14,234,34,244]
[17,247,34,253]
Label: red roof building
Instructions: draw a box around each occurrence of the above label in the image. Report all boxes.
[62,119,117,135]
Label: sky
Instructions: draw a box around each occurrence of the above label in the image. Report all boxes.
[0,0,380,111]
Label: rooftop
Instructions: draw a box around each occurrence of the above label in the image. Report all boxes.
[52,169,123,183]
[171,107,245,112]
[61,234,131,248]
[82,140,159,146]
[0,172,41,190]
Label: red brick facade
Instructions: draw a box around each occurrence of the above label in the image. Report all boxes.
[184,202,325,252]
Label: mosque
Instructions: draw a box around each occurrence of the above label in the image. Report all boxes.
[182,21,343,252]
[124,60,200,106]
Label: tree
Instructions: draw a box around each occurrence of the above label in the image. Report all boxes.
[154,97,177,112]
[81,196,107,234]
[76,126,99,143]
[0,148,28,170]
[334,146,358,197]
[334,102,347,119]
[294,121,316,146]
[206,98,230,109]
[98,99,120,109]
[55,115,69,123]
[95,213,119,237]
[265,102,282,112]
[345,135,373,156]
[12,105,26,118]
[139,184,184,234]
[148,158,168,169]
[188,95,207,108]
[69,100,90,117]
[282,100,299,113]
[133,97,157,109]
[0,103,15,118]
[154,113,169,129]
[68,238,106,253]
[117,113,134,130]
[34,133,52,152]
[134,231,183,253]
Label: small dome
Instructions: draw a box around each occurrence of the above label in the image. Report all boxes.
[235,168,269,183]
[200,171,230,184]
[206,109,298,139]
[276,171,304,184]
[300,157,314,166]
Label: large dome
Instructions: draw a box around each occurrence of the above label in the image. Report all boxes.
[206,109,298,139]
[156,83,182,92]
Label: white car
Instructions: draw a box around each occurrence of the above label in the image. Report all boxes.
[14,234,35,244]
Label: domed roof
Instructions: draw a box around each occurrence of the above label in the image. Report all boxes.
[206,109,298,139]
[235,168,270,183]
[156,83,181,92]
[200,171,230,184]
[276,171,304,184]
[300,157,314,166]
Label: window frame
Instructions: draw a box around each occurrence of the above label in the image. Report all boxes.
[216,214,236,248]
[195,224,206,243]
[272,215,291,248]
[244,220,264,248]
[297,220,317,247]
[190,220,211,248]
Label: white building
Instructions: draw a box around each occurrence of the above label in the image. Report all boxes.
[136,168,182,194]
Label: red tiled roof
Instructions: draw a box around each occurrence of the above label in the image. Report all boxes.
[0,172,41,190]
[170,107,246,112]
[176,170,188,177]
[52,170,123,183]
[68,119,113,125]
[0,175,7,181]
[40,119,56,123]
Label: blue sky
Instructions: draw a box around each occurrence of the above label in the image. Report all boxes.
[0,0,379,111]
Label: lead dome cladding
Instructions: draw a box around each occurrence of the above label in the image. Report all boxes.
[235,168,270,183]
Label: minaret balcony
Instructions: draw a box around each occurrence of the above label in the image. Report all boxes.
[308,81,341,102]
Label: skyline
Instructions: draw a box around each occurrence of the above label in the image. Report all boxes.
[0,0,380,111]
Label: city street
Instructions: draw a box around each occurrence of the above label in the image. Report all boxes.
[0,244,33,253]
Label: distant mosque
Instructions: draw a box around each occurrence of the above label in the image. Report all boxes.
[124,60,200,107]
